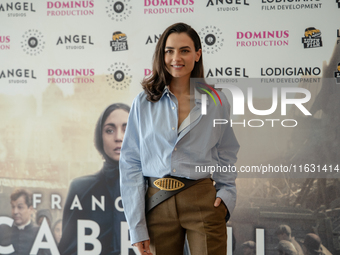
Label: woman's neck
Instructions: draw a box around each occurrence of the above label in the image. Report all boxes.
[169,77,190,96]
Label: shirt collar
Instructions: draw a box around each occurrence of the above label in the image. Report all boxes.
[160,85,170,99]
[193,86,209,105]
[161,85,204,104]
[16,220,31,230]
[164,85,174,94]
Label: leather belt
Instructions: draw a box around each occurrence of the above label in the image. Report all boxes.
[145,176,206,213]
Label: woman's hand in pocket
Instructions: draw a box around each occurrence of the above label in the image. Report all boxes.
[214,197,228,216]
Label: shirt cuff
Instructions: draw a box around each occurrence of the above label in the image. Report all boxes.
[130,226,150,245]
[216,189,236,221]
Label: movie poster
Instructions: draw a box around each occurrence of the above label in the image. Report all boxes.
[0,1,339,255]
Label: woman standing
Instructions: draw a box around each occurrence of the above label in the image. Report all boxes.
[58,103,130,255]
[52,219,62,245]
[120,23,239,255]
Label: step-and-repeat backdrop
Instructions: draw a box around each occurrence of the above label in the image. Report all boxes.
[1,1,340,254]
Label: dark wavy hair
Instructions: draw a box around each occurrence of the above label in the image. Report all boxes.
[142,22,204,102]
[10,188,33,207]
[94,103,130,163]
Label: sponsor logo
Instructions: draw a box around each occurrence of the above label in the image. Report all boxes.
[260,67,321,77]
[335,63,340,84]
[56,35,94,50]
[47,1,94,16]
[145,34,162,45]
[110,31,128,52]
[0,69,36,84]
[21,29,45,56]
[301,27,322,48]
[260,66,322,84]
[236,30,289,47]
[144,0,194,14]
[0,2,36,17]
[0,36,10,50]
[206,67,249,78]
[199,26,224,54]
[106,0,132,21]
[106,63,132,90]
[261,0,322,11]
[47,69,95,84]
[206,0,249,12]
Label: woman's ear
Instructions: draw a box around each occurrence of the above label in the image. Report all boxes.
[195,49,202,62]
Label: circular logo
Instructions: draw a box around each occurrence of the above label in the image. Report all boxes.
[199,26,224,54]
[114,1,124,13]
[21,29,45,56]
[106,62,132,90]
[114,70,125,82]
[106,0,132,21]
[205,34,216,46]
[28,37,38,48]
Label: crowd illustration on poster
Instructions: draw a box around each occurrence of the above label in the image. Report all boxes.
[1,1,340,254]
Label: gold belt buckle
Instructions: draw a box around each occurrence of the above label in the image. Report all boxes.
[153,178,185,191]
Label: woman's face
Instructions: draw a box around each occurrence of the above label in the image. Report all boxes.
[53,221,62,244]
[102,109,129,161]
[164,32,201,81]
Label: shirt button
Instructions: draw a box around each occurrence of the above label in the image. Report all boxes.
[173,169,176,173]
[172,127,175,130]
[174,147,177,151]
[172,107,175,110]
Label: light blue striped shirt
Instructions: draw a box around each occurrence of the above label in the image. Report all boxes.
[119,86,239,244]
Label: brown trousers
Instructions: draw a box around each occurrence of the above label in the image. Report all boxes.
[146,178,227,255]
